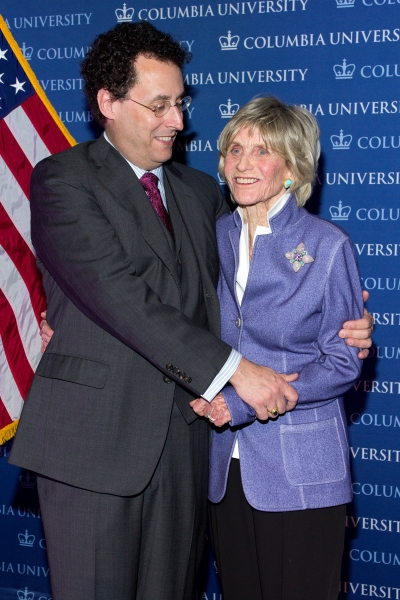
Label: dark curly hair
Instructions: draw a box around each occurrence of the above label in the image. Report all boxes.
[81,21,191,125]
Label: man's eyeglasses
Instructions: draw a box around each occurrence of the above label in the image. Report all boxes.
[127,96,192,118]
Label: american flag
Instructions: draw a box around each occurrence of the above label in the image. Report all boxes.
[0,15,75,444]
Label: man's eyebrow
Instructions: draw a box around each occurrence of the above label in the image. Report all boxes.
[150,91,186,102]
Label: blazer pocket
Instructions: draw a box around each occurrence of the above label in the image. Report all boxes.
[280,417,347,486]
[37,353,109,389]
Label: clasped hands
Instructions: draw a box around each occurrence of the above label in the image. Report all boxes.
[190,358,299,427]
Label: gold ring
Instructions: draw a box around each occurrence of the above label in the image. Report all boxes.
[268,407,279,417]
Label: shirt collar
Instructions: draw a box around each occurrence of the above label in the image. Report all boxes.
[103,131,164,186]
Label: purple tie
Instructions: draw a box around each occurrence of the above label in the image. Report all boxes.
[140,172,174,239]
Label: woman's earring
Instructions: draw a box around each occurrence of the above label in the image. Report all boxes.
[284,179,292,189]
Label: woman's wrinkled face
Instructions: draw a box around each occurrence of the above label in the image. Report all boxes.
[223,127,293,210]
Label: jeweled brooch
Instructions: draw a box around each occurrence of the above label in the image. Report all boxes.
[285,242,314,272]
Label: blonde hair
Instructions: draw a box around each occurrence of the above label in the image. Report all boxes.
[218,95,320,206]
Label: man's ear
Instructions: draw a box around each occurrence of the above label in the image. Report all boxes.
[97,89,117,121]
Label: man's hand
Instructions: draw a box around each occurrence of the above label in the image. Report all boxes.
[39,311,54,353]
[229,357,298,421]
[339,290,373,359]
[190,393,232,427]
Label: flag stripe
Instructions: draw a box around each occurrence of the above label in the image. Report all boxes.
[22,94,72,156]
[0,204,45,323]
[0,335,24,422]
[0,157,33,252]
[5,104,51,167]
[0,393,13,429]
[0,288,34,399]
[0,244,44,371]
[0,119,32,199]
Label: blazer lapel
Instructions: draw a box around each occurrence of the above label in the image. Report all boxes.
[227,224,241,307]
[89,136,179,280]
[217,214,240,308]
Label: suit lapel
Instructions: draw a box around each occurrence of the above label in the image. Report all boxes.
[164,164,221,333]
[164,164,217,268]
[89,136,179,280]
[164,177,182,255]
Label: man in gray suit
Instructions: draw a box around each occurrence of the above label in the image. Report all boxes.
[10,21,372,600]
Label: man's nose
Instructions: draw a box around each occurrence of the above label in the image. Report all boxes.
[166,105,184,130]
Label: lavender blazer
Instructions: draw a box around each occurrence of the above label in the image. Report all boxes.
[209,196,363,512]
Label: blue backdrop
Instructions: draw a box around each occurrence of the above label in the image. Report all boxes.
[0,1,399,599]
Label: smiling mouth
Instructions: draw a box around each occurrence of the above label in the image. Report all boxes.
[235,177,259,184]
[156,135,176,143]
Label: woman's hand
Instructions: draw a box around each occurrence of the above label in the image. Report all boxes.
[190,393,232,427]
[339,290,373,359]
[39,311,54,353]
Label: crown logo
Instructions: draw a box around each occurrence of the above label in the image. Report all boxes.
[21,43,33,61]
[17,589,35,600]
[19,470,37,489]
[336,0,355,6]
[217,173,226,185]
[219,99,239,118]
[219,31,240,50]
[115,3,134,22]
[331,130,352,149]
[329,201,351,220]
[18,530,35,547]
[333,59,355,79]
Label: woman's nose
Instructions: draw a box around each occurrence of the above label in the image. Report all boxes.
[236,154,253,171]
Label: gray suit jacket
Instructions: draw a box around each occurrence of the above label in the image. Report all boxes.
[10,135,231,495]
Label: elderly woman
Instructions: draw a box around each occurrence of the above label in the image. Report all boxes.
[192,96,363,600]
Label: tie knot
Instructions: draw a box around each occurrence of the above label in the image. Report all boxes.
[139,171,174,238]
[140,172,159,189]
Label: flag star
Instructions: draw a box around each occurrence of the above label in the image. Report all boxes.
[10,78,26,94]
[0,73,4,84]
[0,48,8,60]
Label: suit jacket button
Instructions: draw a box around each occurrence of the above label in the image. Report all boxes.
[173,367,180,374]
[163,375,172,384]
[185,376,192,383]
[166,364,173,371]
